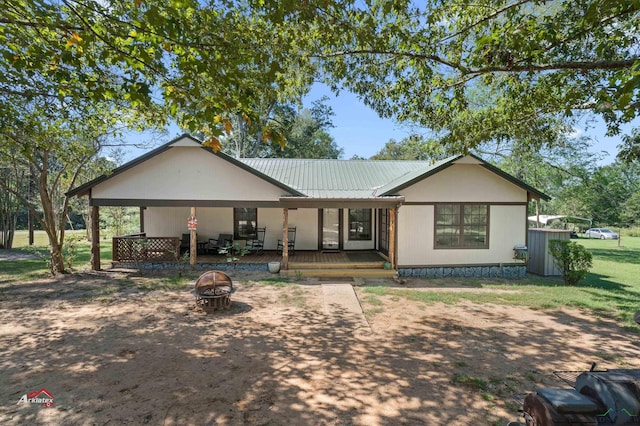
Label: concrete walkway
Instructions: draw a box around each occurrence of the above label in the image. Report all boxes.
[321,283,371,334]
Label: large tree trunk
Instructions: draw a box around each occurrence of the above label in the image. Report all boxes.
[36,159,68,274]
[0,164,25,249]
[50,241,65,274]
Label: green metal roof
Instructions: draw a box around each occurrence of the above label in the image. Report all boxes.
[67,133,549,202]
[240,158,445,198]
[241,156,550,201]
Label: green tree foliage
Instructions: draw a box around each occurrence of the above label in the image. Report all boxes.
[492,136,599,214]
[264,110,343,159]
[621,189,640,226]
[223,98,343,159]
[582,162,640,226]
[101,207,141,238]
[370,135,435,160]
[221,103,292,158]
[265,0,639,155]
[263,99,343,159]
[549,240,593,286]
[538,160,640,226]
[617,128,640,163]
[0,95,132,273]
[1,0,313,148]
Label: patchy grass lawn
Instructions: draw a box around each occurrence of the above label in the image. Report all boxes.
[1,231,112,282]
[362,236,640,328]
[1,234,640,425]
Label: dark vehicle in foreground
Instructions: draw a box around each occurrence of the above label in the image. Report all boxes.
[508,312,640,425]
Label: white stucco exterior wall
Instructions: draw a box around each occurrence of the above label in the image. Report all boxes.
[143,207,320,251]
[396,159,529,266]
[400,163,527,203]
[289,209,319,251]
[397,205,527,266]
[92,145,288,201]
[144,207,234,240]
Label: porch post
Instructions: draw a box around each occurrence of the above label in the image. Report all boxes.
[139,206,145,234]
[389,206,397,269]
[282,208,289,270]
[190,207,197,270]
[90,205,101,271]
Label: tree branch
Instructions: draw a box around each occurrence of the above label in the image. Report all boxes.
[61,0,167,81]
[438,0,533,43]
[315,48,637,75]
[0,17,83,31]
[314,49,469,73]
[468,58,637,75]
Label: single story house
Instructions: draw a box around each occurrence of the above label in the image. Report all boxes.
[68,134,549,278]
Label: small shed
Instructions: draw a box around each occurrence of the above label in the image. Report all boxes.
[527,229,571,276]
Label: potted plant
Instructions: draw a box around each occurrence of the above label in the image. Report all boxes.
[268,261,281,273]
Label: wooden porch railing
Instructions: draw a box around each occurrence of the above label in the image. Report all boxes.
[112,234,180,263]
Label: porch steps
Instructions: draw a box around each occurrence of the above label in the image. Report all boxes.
[280,262,396,278]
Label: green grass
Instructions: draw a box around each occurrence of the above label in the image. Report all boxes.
[452,373,488,391]
[364,236,640,328]
[1,230,113,280]
[5,232,640,330]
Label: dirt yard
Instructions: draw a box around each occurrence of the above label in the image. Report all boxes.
[1,270,639,425]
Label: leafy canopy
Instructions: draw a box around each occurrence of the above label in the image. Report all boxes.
[262,0,640,155]
[1,0,314,149]
[4,0,638,156]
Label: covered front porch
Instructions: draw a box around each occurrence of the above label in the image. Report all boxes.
[110,239,396,278]
[97,201,401,274]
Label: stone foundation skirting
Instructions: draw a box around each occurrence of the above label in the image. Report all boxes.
[113,262,268,272]
[397,265,526,279]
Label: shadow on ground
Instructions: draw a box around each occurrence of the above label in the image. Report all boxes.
[1,271,639,425]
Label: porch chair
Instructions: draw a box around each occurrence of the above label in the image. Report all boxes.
[180,233,190,254]
[245,227,266,254]
[206,233,233,254]
[277,227,296,255]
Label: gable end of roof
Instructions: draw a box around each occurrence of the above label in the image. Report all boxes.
[378,155,462,196]
[378,153,550,201]
[67,134,305,198]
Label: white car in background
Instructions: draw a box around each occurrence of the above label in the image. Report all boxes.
[584,228,618,239]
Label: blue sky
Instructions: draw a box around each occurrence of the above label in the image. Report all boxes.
[303,83,638,164]
[121,83,637,165]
